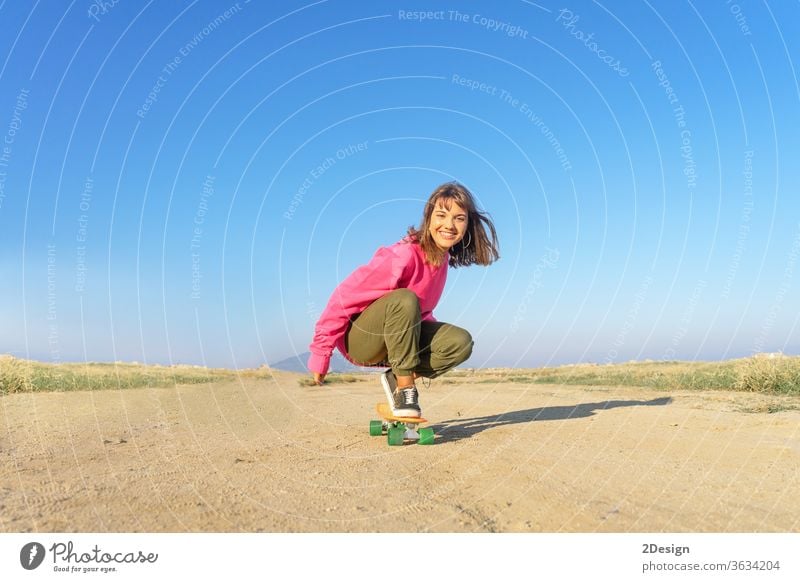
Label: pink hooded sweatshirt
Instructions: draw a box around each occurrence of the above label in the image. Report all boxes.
[307,238,448,375]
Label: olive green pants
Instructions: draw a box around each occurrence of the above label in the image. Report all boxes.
[344,289,473,378]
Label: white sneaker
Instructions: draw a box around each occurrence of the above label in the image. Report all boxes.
[380,370,397,410]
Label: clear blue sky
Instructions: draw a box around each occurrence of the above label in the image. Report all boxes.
[1,1,798,369]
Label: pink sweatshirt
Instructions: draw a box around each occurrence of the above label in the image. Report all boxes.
[308,238,448,375]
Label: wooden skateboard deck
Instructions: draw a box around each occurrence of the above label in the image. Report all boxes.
[376,402,427,424]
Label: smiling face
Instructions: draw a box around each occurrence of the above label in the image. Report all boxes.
[428,198,468,252]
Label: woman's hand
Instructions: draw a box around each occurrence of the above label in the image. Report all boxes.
[313,372,326,385]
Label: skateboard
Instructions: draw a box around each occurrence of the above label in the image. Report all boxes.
[370,403,434,446]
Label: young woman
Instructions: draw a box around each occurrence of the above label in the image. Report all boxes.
[308,182,499,417]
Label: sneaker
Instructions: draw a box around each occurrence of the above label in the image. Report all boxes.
[393,386,421,418]
[380,371,397,410]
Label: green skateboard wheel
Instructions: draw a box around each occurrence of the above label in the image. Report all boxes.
[387,425,405,446]
[369,420,383,436]
[418,427,434,445]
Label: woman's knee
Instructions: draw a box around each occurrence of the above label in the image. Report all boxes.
[384,288,420,313]
[445,326,473,362]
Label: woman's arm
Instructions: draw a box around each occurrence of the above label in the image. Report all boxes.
[307,243,414,376]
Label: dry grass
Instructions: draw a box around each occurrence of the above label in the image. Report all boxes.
[459,353,800,396]
[296,374,364,387]
[0,355,271,395]
[733,355,800,394]
[2,353,798,396]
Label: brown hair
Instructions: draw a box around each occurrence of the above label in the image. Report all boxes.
[407,182,500,268]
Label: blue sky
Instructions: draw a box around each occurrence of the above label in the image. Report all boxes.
[1,0,798,369]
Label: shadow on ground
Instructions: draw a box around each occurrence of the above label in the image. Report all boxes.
[432,397,673,443]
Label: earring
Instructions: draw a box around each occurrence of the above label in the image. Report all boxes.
[460,231,472,262]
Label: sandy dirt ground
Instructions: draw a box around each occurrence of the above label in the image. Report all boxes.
[2,371,799,533]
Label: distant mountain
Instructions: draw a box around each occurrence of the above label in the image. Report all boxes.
[270,351,381,374]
